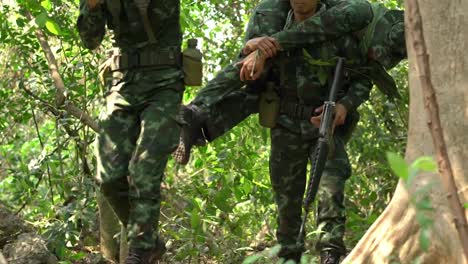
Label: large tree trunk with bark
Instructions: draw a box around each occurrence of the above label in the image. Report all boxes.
[343,0,468,263]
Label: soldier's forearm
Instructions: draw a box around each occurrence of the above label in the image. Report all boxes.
[272,0,373,50]
[339,78,373,111]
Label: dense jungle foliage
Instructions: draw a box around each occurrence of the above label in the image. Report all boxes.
[0,0,407,263]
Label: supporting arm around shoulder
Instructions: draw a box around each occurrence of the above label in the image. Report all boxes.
[338,74,373,112]
[272,0,373,50]
[77,0,107,50]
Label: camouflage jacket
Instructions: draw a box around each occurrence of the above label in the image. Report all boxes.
[270,7,373,135]
[245,0,373,49]
[77,0,182,50]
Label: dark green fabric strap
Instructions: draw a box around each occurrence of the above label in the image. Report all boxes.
[280,101,320,120]
[109,47,181,70]
[134,0,157,44]
[106,0,121,37]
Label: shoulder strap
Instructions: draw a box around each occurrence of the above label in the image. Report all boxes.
[134,0,157,44]
[360,3,388,55]
[106,0,122,38]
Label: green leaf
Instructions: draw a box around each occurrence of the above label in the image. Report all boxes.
[412,156,437,172]
[190,208,200,229]
[386,152,409,180]
[242,255,263,264]
[35,12,48,27]
[45,18,62,35]
[318,67,328,85]
[419,228,431,252]
[41,0,52,11]
[416,198,433,211]
[464,203,468,209]
[213,189,233,213]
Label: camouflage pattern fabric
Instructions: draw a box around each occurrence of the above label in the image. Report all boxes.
[270,126,351,256]
[77,0,183,251]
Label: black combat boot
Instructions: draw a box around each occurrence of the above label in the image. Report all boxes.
[125,248,146,264]
[278,246,302,264]
[172,104,207,165]
[320,250,341,264]
[126,238,166,264]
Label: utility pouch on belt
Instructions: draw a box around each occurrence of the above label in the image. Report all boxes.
[182,39,203,86]
[259,82,280,128]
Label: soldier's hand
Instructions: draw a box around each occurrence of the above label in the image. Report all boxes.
[237,51,266,81]
[242,37,280,58]
[333,103,348,130]
[310,105,324,128]
[310,104,347,131]
[87,0,100,10]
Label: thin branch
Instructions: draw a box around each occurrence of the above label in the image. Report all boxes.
[31,107,55,204]
[25,11,99,132]
[15,145,64,215]
[406,0,468,258]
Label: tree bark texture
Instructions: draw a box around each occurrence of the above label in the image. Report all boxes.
[343,0,468,263]
[406,0,468,257]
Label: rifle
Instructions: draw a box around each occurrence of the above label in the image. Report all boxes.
[297,57,345,244]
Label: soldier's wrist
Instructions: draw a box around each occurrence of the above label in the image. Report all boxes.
[87,0,101,11]
[337,98,354,112]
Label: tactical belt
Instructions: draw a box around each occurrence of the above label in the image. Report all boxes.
[109,46,181,71]
[280,101,319,120]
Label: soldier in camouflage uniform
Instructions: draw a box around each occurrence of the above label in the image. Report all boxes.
[173,1,405,263]
[77,0,183,263]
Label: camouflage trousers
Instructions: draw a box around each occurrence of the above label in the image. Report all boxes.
[192,60,245,109]
[270,126,351,257]
[191,59,261,140]
[96,70,183,250]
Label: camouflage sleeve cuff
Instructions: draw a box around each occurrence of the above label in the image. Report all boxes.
[271,0,373,51]
[339,77,373,111]
[338,96,358,112]
[80,1,104,19]
[77,2,106,50]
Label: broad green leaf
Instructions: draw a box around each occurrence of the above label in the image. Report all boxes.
[412,156,437,172]
[464,203,468,209]
[41,0,52,11]
[35,12,48,27]
[190,208,200,229]
[242,255,263,264]
[318,67,328,85]
[45,18,62,35]
[386,152,409,180]
[213,194,232,213]
[419,228,431,252]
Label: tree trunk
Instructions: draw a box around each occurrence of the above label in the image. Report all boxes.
[343,0,468,263]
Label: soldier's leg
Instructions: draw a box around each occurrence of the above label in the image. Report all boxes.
[314,135,351,259]
[96,91,140,226]
[270,126,311,262]
[192,61,244,108]
[173,61,249,164]
[203,89,259,141]
[126,87,183,253]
